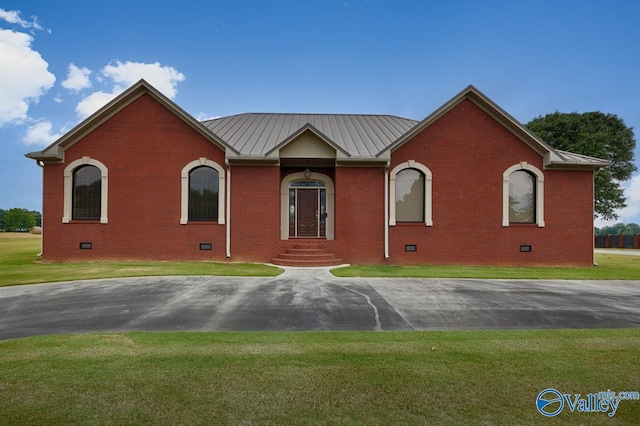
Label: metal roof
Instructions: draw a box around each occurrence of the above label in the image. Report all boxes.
[554,150,610,167]
[24,80,609,170]
[201,113,418,157]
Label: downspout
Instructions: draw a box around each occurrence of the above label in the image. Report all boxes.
[35,160,44,256]
[384,163,390,259]
[226,164,231,258]
[592,169,597,266]
[36,160,44,257]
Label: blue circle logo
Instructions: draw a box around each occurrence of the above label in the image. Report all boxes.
[536,388,564,417]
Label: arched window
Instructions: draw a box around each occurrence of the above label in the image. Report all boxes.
[181,158,225,224]
[63,157,108,223]
[73,165,101,220]
[395,169,425,222]
[389,161,432,226]
[188,166,218,221]
[502,162,545,227]
[508,170,536,223]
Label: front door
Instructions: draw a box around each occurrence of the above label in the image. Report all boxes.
[288,181,327,238]
[297,189,318,237]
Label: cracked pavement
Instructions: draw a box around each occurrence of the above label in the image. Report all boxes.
[1,267,639,339]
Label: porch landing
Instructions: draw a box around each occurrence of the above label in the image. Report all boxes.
[271,242,343,267]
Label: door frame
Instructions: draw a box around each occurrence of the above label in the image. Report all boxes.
[292,187,325,238]
[281,172,334,240]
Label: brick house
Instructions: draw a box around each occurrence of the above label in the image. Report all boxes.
[26,80,608,266]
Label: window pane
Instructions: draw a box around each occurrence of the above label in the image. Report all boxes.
[509,170,535,223]
[396,169,424,222]
[291,180,325,187]
[189,166,218,221]
[73,165,101,220]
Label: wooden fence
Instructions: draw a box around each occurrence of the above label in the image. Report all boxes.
[595,234,640,249]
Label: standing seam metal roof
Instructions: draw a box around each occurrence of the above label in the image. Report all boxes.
[201,113,419,157]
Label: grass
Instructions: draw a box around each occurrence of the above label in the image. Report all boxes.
[1,329,638,424]
[1,236,638,423]
[333,251,640,279]
[0,233,282,287]
[2,233,640,285]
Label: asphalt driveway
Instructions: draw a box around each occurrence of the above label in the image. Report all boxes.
[1,267,639,340]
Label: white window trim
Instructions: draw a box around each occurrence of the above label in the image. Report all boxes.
[389,160,433,226]
[181,158,226,225]
[63,156,108,224]
[502,162,545,227]
[280,172,335,240]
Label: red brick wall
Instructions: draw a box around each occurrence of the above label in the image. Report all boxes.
[333,167,386,264]
[228,165,281,262]
[42,94,227,261]
[41,94,596,266]
[387,98,595,266]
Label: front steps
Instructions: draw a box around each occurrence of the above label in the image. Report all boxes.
[271,243,343,267]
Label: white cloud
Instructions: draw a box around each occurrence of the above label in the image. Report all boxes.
[75,61,186,119]
[617,174,640,223]
[62,63,92,92]
[102,61,185,98]
[196,112,220,121]
[0,8,45,31]
[595,173,640,227]
[0,28,55,126]
[75,89,124,119]
[21,120,62,146]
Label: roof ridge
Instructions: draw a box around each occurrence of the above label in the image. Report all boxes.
[204,112,418,122]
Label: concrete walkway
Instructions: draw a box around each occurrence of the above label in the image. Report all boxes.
[1,267,639,340]
[595,248,640,256]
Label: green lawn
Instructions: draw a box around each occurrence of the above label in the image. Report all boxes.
[3,233,639,286]
[333,250,640,279]
[2,235,639,423]
[0,233,282,287]
[1,330,638,424]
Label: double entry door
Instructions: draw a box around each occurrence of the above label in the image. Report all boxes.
[289,182,326,238]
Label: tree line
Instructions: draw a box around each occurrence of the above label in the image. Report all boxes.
[0,209,42,232]
[595,223,640,236]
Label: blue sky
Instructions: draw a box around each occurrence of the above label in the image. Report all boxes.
[1,0,639,227]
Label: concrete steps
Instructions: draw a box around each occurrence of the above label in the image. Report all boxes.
[271,243,342,267]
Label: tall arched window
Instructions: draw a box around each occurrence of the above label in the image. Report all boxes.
[389,160,433,226]
[508,170,536,223]
[73,165,101,220]
[188,166,219,221]
[181,158,225,224]
[395,168,425,222]
[63,157,108,223]
[502,162,545,227]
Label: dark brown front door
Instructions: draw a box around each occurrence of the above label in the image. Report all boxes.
[296,189,318,237]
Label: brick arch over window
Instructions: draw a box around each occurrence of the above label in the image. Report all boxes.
[63,156,108,224]
[502,162,545,227]
[389,160,433,226]
[181,158,226,225]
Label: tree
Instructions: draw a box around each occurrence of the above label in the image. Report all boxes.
[3,208,36,232]
[527,112,637,220]
[30,210,42,227]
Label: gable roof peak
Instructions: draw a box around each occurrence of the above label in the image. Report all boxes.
[26,79,234,162]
